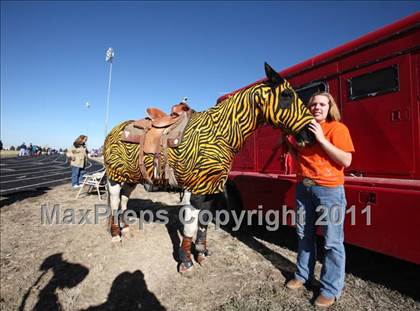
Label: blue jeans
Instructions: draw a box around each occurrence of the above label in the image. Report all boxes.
[71,166,86,186]
[294,182,346,299]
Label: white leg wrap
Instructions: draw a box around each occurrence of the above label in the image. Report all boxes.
[183,204,199,237]
[108,182,121,213]
[120,183,136,212]
[182,191,192,205]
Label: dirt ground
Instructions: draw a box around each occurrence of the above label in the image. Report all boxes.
[1,183,419,311]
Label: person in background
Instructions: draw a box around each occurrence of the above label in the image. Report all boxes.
[66,135,88,189]
[285,92,355,308]
[19,143,27,156]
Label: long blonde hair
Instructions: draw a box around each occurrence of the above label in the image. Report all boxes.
[307,92,341,122]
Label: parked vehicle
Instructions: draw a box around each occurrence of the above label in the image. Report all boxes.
[221,13,420,264]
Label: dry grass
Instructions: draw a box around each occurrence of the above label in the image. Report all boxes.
[1,184,419,310]
[0,150,19,158]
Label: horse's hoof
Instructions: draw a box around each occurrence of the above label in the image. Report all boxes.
[121,227,132,239]
[111,235,121,243]
[178,262,194,275]
[196,254,207,266]
[196,250,209,265]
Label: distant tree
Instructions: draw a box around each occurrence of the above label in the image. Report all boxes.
[59,148,63,152]
[0,140,3,151]
[10,146,15,151]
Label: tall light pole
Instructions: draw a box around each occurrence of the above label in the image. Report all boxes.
[105,47,114,138]
[85,101,91,135]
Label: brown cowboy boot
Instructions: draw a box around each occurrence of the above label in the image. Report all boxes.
[314,294,335,308]
[179,236,194,273]
[286,279,304,290]
[108,214,121,242]
[195,226,209,265]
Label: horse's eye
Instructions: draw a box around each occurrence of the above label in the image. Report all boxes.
[281,89,294,98]
[279,89,294,109]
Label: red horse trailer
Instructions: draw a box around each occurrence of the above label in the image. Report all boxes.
[221,13,420,264]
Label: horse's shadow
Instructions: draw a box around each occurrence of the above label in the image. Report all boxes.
[127,198,184,263]
[218,219,301,284]
[126,195,300,279]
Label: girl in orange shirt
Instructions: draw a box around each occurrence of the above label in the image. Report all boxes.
[286,92,355,308]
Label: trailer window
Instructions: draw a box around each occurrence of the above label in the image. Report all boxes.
[296,82,328,105]
[348,66,399,101]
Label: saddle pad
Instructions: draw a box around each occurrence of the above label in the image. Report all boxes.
[121,123,146,144]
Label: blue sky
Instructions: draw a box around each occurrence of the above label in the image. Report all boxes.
[1,1,419,149]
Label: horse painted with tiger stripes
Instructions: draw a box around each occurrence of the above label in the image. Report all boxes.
[103,63,315,273]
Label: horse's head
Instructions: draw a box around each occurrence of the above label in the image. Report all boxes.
[254,63,315,147]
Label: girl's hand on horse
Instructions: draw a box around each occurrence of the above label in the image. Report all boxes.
[308,120,326,144]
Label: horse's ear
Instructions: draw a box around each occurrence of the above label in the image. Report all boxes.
[265,62,284,85]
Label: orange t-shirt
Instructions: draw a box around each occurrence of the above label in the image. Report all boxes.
[297,121,355,187]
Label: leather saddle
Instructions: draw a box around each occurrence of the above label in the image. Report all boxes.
[121,102,193,186]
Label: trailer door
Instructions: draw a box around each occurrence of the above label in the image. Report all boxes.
[340,55,414,177]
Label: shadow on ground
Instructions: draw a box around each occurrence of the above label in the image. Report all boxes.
[84,270,166,311]
[19,252,166,310]
[1,187,51,208]
[127,198,183,263]
[19,253,89,311]
[220,218,420,302]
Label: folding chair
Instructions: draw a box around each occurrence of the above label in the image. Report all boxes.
[76,169,107,200]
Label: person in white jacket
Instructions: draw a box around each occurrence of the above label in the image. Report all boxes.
[66,135,88,188]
